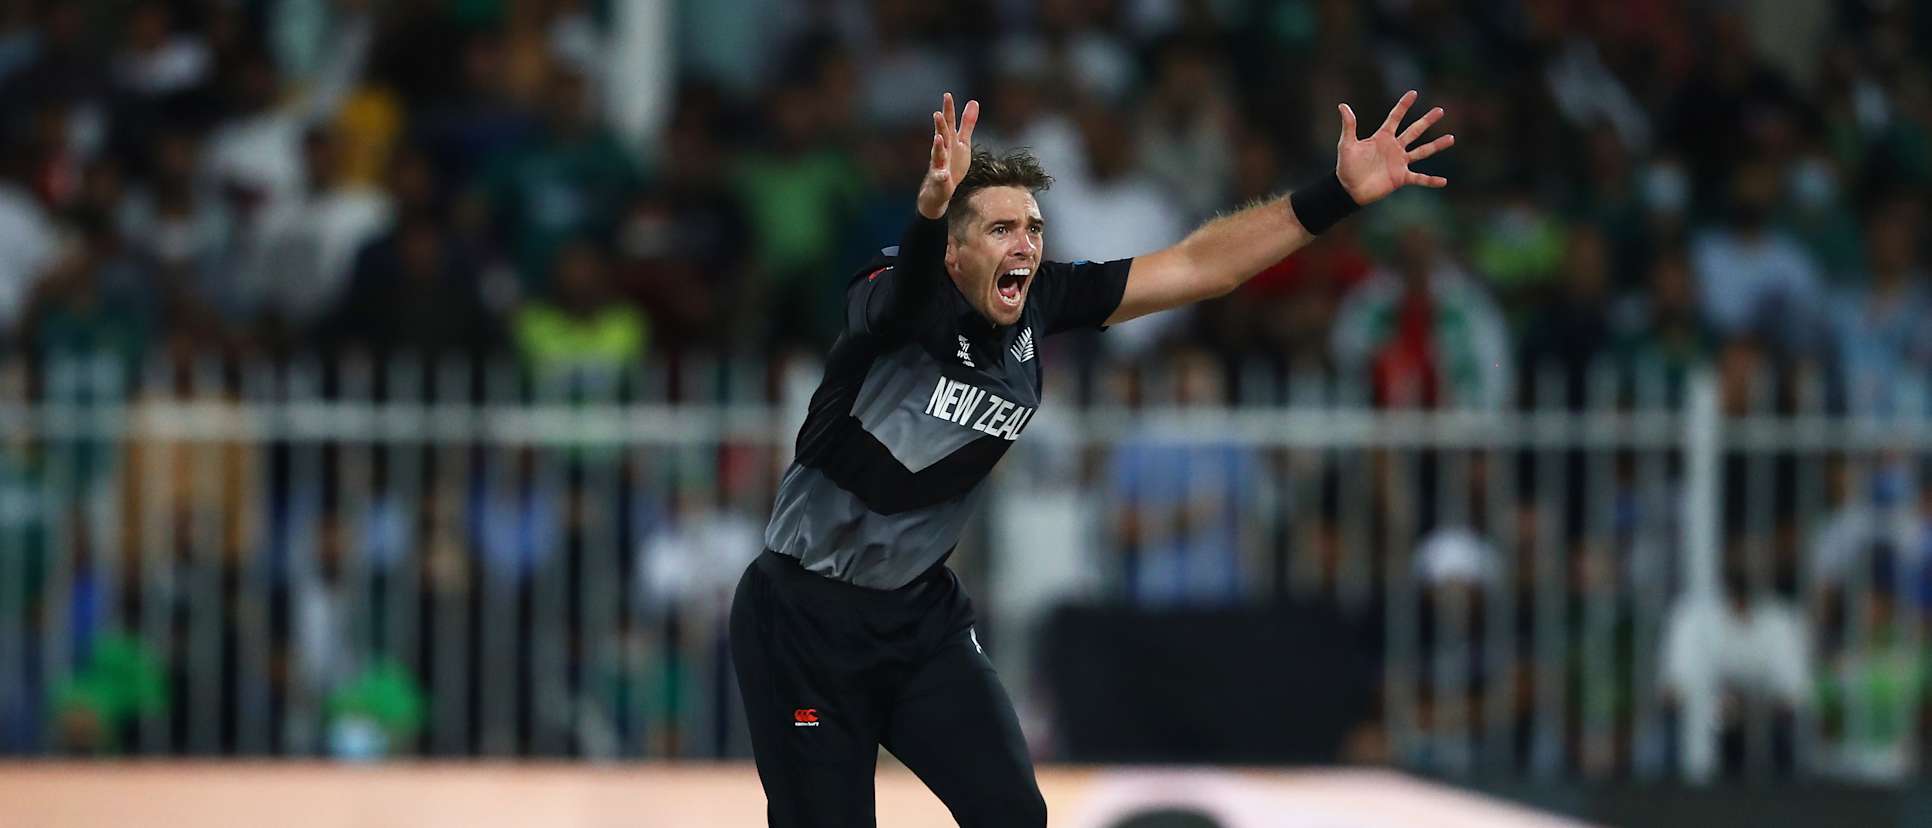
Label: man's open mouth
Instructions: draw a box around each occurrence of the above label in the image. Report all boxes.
[996,267,1030,306]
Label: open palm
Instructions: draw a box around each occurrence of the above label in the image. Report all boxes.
[1335,90,1455,205]
[916,92,979,219]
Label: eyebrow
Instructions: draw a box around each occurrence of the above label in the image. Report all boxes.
[987,217,1047,230]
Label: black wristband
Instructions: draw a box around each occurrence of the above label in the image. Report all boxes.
[1289,173,1361,236]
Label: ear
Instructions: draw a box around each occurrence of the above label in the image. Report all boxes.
[944,235,958,277]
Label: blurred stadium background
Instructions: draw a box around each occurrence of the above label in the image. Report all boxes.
[3,0,1932,825]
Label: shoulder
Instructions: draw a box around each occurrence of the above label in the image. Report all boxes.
[1035,257,1134,284]
[848,247,901,287]
[1031,257,1132,315]
[1034,259,1078,282]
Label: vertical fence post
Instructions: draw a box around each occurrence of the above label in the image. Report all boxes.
[186,354,224,755]
[285,356,323,754]
[237,357,273,754]
[1680,369,1721,782]
[136,356,174,755]
[529,369,568,757]
[0,357,23,755]
[89,353,127,694]
[1580,362,1619,777]
[1383,430,1419,766]
[1631,360,1670,778]
[1530,365,1567,778]
[38,356,77,754]
[1484,398,1519,770]
[478,357,518,756]
[429,355,474,756]
[384,354,425,729]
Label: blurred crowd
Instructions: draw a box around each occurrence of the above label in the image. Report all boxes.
[0,0,1925,414]
[5,0,1932,781]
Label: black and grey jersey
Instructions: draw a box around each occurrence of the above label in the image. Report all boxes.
[763,214,1132,589]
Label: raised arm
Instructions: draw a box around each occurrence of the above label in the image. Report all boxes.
[1106,90,1454,325]
[862,93,980,334]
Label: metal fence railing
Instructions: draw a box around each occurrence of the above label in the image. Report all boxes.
[1,351,1928,784]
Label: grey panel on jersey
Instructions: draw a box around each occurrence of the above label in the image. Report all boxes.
[853,339,1036,472]
[763,464,992,589]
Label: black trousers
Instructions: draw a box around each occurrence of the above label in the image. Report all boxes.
[729,550,1046,828]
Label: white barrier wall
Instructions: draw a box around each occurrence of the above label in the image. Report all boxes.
[0,762,1593,828]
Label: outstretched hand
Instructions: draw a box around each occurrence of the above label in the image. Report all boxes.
[1335,90,1454,205]
[916,92,979,220]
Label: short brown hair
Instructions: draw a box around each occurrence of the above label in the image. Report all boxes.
[948,148,1054,238]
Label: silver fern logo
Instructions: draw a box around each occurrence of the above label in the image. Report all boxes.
[1010,327,1035,363]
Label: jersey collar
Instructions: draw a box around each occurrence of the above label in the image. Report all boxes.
[956,305,1013,348]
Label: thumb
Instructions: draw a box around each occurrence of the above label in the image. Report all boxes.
[930,130,947,171]
[1338,104,1357,149]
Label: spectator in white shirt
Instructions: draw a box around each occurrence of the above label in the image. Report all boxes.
[1044,104,1189,355]
[111,1,211,99]
[0,152,57,338]
[245,125,393,340]
[1660,553,1812,775]
[1689,161,1823,349]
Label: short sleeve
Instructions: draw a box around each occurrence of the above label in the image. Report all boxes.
[845,262,898,334]
[844,215,955,340]
[1031,258,1133,336]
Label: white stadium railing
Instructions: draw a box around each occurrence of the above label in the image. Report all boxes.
[0,351,1925,785]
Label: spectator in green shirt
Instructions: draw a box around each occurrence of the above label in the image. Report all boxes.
[513,238,646,385]
[325,659,426,761]
[51,634,168,756]
[483,68,641,293]
[730,78,864,349]
[1816,550,1932,782]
